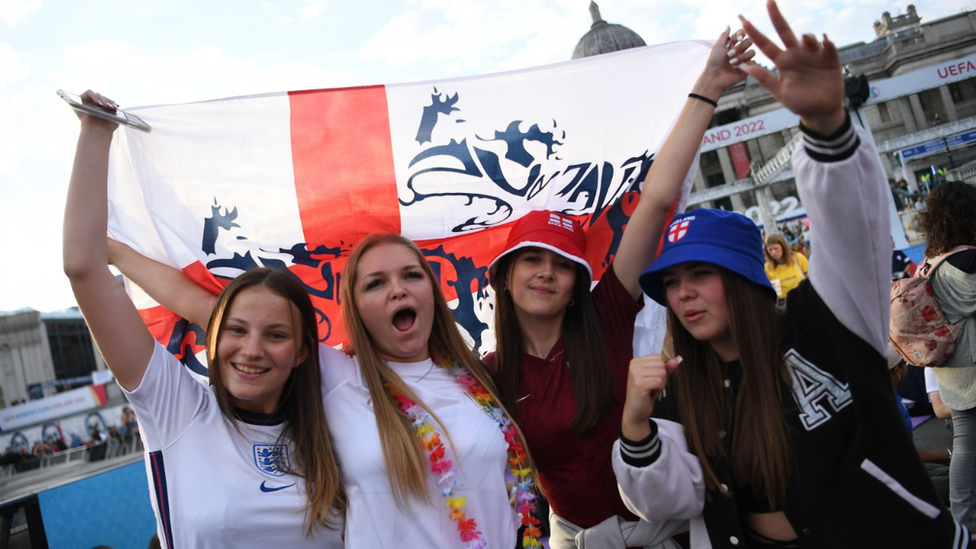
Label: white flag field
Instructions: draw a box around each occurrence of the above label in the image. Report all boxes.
[105,41,710,374]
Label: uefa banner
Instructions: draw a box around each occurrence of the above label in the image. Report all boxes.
[106,41,710,374]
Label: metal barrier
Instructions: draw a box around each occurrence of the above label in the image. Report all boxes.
[0,437,143,479]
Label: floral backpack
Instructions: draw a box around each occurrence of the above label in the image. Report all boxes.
[890,245,975,366]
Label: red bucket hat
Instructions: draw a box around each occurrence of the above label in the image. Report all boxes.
[487,210,592,287]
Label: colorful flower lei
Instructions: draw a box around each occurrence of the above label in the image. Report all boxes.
[386,362,542,548]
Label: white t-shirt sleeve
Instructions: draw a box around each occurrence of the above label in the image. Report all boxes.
[924,368,940,395]
[121,341,209,450]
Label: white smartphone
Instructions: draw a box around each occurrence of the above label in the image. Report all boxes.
[57,89,152,133]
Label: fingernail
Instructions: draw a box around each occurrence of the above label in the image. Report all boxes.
[675,356,683,364]
[727,48,737,58]
[730,58,740,66]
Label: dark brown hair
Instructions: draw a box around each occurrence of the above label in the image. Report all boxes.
[918,181,976,258]
[340,232,535,504]
[492,252,617,435]
[668,269,791,508]
[206,268,345,534]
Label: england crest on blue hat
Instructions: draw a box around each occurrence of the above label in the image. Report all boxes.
[253,444,289,476]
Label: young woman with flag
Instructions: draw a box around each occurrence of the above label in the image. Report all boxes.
[484,26,755,549]
[613,2,969,547]
[63,91,346,548]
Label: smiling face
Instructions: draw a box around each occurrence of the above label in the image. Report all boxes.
[353,242,435,363]
[506,247,577,324]
[662,262,736,360]
[216,285,307,414]
[766,243,784,262]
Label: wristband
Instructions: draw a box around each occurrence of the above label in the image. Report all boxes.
[688,93,718,108]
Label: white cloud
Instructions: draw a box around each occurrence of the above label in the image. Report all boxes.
[0,43,29,87]
[0,0,41,25]
[299,0,329,20]
[54,40,356,105]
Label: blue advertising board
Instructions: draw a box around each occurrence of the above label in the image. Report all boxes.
[902,130,976,161]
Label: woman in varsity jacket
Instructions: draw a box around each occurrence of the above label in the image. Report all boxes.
[613,2,969,548]
[63,92,345,548]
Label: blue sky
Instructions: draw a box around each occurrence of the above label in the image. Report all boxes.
[0,0,969,312]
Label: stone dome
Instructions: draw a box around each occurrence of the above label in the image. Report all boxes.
[572,2,647,59]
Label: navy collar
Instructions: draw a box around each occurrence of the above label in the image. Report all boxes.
[233,406,287,426]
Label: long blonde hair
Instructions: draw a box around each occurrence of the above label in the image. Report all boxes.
[340,232,534,504]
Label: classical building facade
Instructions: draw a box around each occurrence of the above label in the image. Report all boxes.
[0,309,105,406]
[574,4,976,235]
[688,5,976,227]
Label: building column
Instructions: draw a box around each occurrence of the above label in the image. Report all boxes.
[896,97,918,133]
[715,148,747,211]
[908,94,928,130]
[939,85,959,121]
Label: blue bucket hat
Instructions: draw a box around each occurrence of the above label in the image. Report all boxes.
[639,209,775,305]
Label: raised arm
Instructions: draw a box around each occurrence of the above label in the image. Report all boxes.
[614,27,756,297]
[108,239,216,328]
[741,0,889,354]
[63,91,154,391]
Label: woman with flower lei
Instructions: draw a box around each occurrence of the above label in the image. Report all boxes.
[325,231,541,548]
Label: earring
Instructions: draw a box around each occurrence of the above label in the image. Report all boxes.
[504,286,511,294]
[568,298,575,307]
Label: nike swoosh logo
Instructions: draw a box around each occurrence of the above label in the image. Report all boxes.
[260,481,295,493]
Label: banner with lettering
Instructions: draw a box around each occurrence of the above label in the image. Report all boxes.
[107,41,710,373]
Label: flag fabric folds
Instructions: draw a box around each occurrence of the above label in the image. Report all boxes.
[106,41,710,373]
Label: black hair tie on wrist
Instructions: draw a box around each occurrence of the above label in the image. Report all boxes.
[688,93,718,108]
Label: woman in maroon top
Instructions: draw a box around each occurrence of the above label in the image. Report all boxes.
[485,27,756,549]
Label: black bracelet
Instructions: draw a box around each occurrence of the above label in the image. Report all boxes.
[688,93,718,108]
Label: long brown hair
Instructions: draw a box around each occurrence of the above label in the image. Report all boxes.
[340,232,535,504]
[492,252,616,435]
[918,181,976,258]
[668,269,791,508]
[763,234,795,267]
[206,268,346,534]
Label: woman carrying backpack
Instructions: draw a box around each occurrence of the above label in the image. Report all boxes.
[917,180,976,535]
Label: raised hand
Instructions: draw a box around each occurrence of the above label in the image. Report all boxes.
[739,0,845,134]
[75,90,121,132]
[695,27,756,102]
[621,355,682,441]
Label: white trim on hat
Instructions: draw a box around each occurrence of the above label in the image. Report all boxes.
[488,240,594,284]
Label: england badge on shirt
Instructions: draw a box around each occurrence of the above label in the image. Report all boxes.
[253,444,289,476]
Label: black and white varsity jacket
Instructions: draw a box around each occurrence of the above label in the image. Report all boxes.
[613,114,970,548]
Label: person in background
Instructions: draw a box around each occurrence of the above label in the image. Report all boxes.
[763,233,807,301]
[890,345,951,507]
[917,179,976,536]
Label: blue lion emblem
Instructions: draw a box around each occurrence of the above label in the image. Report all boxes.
[253,444,289,476]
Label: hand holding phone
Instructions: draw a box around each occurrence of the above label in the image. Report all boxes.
[58,89,152,133]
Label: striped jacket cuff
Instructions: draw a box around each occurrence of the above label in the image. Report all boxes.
[619,419,661,467]
[799,111,859,162]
